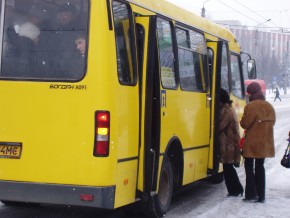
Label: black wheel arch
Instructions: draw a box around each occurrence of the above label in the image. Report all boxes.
[163,136,184,193]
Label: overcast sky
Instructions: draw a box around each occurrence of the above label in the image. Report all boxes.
[166,0,290,30]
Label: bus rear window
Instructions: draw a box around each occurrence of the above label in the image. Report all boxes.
[0,0,89,81]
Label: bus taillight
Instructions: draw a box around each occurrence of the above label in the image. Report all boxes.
[94,111,110,157]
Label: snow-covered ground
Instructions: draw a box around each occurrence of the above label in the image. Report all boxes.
[167,89,290,218]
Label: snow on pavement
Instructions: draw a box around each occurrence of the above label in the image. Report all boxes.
[170,90,290,218]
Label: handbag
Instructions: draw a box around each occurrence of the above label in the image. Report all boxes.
[239,130,246,149]
[281,139,290,168]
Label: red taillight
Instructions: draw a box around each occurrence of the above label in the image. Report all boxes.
[80,194,94,201]
[94,111,110,157]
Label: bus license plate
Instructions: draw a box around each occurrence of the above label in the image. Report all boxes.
[0,143,22,159]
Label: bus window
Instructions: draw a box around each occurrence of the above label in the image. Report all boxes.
[176,27,209,92]
[221,43,230,92]
[0,0,89,81]
[112,0,136,85]
[177,27,195,91]
[189,30,208,91]
[186,30,208,92]
[157,17,177,89]
[230,54,243,98]
[176,27,201,92]
[176,27,189,47]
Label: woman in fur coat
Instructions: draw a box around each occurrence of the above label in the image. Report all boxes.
[219,88,243,197]
[240,82,276,203]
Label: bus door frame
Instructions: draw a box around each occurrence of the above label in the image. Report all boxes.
[206,40,224,174]
[0,0,5,70]
[135,15,160,199]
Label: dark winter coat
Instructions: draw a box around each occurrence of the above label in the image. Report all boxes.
[274,88,280,97]
[240,99,275,158]
[219,104,241,164]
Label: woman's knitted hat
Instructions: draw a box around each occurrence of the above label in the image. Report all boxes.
[220,88,232,104]
[247,82,265,101]
[18,22,40,41]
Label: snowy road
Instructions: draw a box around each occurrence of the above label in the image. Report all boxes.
[166,94,290,218]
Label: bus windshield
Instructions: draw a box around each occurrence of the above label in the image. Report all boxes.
[0,0,89,81]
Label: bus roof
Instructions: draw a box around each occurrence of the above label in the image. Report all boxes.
[127,0,239,50]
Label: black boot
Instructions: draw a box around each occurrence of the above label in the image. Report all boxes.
[256,197,265,203]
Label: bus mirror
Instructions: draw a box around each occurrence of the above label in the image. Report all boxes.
[247,59,257,79]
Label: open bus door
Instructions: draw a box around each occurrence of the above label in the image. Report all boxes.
[135,16,168,217]
[206,40,223,176]
[135,15,159,196]
[207,39,247,181]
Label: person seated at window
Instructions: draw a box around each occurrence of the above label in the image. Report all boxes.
[50,2,84,79]
[28,5,50,30]
[73,32,87,76]
[2,22,51,78]
[57,31,87,79]
[2,1,26,71]
[75,32,86,57]
[27,5,54,49]
[2,22,40,77]
[56,2,79,31]
[18,22,40,45]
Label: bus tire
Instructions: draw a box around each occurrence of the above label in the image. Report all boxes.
[208,172,224,184]
[149,155,173,217]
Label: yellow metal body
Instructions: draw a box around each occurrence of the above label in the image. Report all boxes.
[0,0,247,210]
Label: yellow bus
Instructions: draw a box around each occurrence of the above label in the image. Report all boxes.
[0,0,256,217]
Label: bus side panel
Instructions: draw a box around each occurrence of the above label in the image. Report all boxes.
[115,160,138,208]
[183,150,196,184]
[0,0,118,191]
[183,147,209,185]
[113,73,140,208]
[160,90,210,153]
[160,90,210,185]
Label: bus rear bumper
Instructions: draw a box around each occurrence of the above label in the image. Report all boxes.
[0,180,115,209]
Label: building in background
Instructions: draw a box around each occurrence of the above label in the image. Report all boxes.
[216,20,290,92]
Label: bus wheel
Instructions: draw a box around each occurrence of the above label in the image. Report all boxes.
[208,172,224,184]
[149,155,173,217]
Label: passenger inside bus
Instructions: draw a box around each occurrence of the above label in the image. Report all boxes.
[1,0,88,80]
[52,2,84,79]
[2,19,51,78]
[75,32,86,57]
[28,5,53,46]
[67,31,87,76]
[18,22,40,45]
[56,2,78,30]
[28,5,50,31]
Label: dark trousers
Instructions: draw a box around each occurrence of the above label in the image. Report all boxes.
[244,158,265,200]
[223,163,243,195]
[274,96,281,101]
